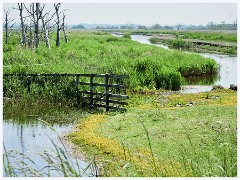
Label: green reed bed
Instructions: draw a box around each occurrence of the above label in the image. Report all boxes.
[149,37,237,55]
[4,31,218,91]
[112,29,237,43]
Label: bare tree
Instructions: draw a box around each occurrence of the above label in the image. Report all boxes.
[16,3,27,46]
[39,4,56,49]
[62,13,68,43]
[4,9,15,44]
[26,23,34,49]
[24,3,41,48]
[54,3,61,47]
[35,3,40,48]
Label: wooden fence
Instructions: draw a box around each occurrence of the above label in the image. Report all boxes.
[3,73,129,112]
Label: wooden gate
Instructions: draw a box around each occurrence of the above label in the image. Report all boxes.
[77,74,128,111]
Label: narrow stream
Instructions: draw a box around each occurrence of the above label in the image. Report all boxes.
[112,33,237,93]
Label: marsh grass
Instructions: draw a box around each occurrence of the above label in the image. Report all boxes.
[114,29,237,43]
[4,31,218,91]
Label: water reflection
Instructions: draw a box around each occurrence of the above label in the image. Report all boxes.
[183,74,219,85]
[3,117,90,177]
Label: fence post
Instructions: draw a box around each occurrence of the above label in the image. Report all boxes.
[76,74,80,107]
[105,74,110,112]
[90,74,94,108]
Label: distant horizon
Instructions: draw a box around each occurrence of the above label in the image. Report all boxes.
[3,3,237,27]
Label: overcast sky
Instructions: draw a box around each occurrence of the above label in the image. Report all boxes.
[3,3,237,26]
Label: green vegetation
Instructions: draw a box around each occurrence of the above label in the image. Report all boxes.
[3,75,79,107]
[110,29,237,43]
[4,31,218,91]
[3,30,236,177]
[149,37,237,55]
[68,89,237,177]
[109,29,237,55]
[122,33,131,39]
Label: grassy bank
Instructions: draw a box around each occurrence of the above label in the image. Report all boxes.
[4,31,218,91]
[149,37,237,55]
[109,29,237,55]
[68,89,237,177]
[110,29,237,43]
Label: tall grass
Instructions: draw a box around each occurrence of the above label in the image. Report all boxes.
[87,90,237,176]
[149,37,237,55]
[112,29,237,43]
[3,31,218,91]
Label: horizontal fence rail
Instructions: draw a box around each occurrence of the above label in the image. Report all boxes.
[3,73,129,112]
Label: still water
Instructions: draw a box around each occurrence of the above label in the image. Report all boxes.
[3,118,91,177]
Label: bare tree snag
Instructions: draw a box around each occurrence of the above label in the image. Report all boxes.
[35,3,40,48]
[17,3,27,46]
[54,3,61,47]
[38,4,50,48]
[62,13,68,43]
[4,9,15,44]
[25,3,41,48]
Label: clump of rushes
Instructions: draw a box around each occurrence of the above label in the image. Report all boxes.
[4,31,218,91]
[122,33,131,39]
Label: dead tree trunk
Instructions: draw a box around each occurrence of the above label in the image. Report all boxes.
[35,3,40,48]
[28,24,34,49]
[4,9,15,44]
[17,3,26,46]
[54,3,61,47]
[62,13,68,43]
[25,3,41,48]
[39,4,54,49]
[4,10,9,43]
[41,19,50,49]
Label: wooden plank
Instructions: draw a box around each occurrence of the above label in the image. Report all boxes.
[109,100,128,105]
[79,74,106,78]
[89,74,94,108]
[82,97,105,102]
[76,74,80,105]
[4,73,129,79]
[105,74,110,111]
[79,82,106,87]
[109,94,129,99]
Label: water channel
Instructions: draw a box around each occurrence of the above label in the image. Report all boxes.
[112,33,237,93]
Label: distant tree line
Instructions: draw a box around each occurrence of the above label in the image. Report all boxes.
[70,21,237,30]
[3,3,68,49]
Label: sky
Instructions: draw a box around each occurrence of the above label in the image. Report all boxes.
[2,3,238,26]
